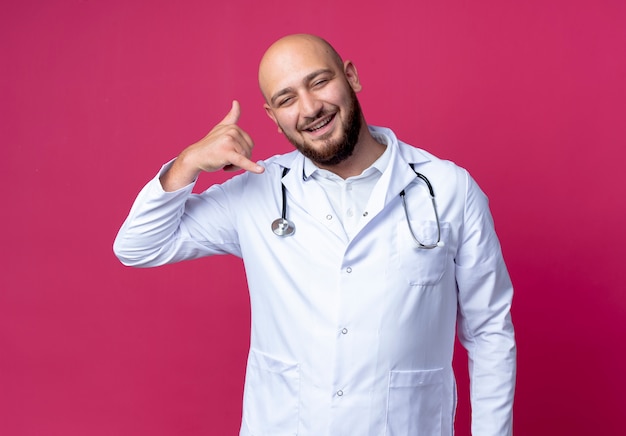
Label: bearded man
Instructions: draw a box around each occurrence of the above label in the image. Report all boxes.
[115,34,516,436]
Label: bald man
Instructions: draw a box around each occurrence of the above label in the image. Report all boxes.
[115,34,516,435]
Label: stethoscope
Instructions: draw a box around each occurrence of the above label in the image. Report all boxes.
[271,165,444,249]
[271,167,297,237]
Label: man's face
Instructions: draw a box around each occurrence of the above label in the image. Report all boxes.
[260,37,364,167]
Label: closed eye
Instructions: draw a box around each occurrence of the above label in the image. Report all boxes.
[312,78,329,88]
[278,96,294,107]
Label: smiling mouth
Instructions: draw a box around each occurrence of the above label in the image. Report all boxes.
[304,114,334,133]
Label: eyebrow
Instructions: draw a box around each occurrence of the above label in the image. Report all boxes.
[270,68,335,106]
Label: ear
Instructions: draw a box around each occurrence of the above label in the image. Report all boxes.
[264,103,283,134]
[343,60,362,93]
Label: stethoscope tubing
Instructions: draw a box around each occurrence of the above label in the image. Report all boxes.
[271,167,296,236]
[399,166,443,249]
[271,164,443,248]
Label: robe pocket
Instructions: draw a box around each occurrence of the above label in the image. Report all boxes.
[386,368,443,436]
[397,221,450,286]
[242,349,300,435]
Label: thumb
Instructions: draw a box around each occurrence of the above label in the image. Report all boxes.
[220,100,241,125]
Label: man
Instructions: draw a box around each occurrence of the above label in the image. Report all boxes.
[114,34,516,435]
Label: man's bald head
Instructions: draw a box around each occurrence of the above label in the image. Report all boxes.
[258,34,345,102]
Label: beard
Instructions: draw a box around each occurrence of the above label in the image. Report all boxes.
[281,89,363,167]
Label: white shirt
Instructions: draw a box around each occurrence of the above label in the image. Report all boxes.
[307,131,390,238]
[114,126,516,436]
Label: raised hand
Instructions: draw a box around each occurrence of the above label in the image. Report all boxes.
[160,100,264,191]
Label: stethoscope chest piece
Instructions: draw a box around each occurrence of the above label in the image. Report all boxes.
[272,218,295,237]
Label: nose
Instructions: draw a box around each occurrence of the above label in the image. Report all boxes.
[299,91,323,118]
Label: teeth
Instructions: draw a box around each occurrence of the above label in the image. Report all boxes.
[309,117,331,131]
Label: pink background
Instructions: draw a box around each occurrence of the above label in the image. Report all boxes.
[2,0,625,434]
